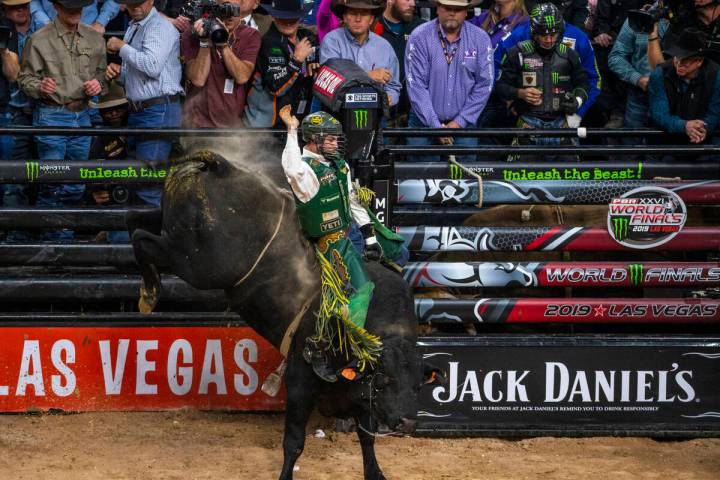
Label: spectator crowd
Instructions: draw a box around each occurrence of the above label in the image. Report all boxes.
[0,0,719,241]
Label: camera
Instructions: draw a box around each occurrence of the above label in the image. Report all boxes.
[627,0,672,33]
[180,0,241,45]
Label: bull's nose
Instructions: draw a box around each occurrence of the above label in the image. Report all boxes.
[398,417,417,434]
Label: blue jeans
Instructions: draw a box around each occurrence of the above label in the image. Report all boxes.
[1,108,35,242]
[622,88,649,159]
[515,115,578,162]
[406,111,478,162]
[0,111,12,161]
[34,105,91,242]
[128,101,182,207]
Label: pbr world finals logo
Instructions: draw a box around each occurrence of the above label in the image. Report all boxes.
[607,186,687,249]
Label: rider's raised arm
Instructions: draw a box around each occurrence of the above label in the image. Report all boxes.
[281,128,320,203]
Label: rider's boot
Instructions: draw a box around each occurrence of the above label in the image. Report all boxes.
[303,337,338,383]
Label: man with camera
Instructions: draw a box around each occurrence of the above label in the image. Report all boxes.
[181,0,261,128]
[105,0,184,207]
[648,28,720,147]
[646,0,720,67]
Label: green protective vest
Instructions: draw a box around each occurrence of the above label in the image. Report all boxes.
[295,156,353,238]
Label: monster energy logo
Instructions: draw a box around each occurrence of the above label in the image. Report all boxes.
[612,217,629,240]
[354,109,368,128]
[552,72,559,84]
[628,263,644,286]
[26,161,38,182]
[449,163,463,180]
[545,15,555,28]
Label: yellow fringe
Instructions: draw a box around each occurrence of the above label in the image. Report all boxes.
[355,185,376,209]
[313,249,383,370]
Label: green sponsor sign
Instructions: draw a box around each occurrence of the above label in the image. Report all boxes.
[26,161,38,182]
[628,263,644,286]
[612,217,629,241]
[354,109,368,128]
[449,163,463,180]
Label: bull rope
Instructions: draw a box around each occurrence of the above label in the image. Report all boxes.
[448,155,484,209]
[233,196,287,287]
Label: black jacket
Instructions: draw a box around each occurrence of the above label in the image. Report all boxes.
[497,39,589,119]
[245,23,318,127]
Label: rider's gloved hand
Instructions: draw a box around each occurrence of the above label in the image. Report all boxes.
[560,92,582,115]
[360,224,383,262]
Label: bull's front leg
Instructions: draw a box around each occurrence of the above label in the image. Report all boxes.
[356,414,385,480]
[278,353,318,480]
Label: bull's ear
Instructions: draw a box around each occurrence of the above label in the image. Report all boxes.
[423,362,447,385]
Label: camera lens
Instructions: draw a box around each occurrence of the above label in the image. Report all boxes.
[209,20,228,44]
[111,186,130,205]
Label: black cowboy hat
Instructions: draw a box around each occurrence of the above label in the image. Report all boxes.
[330,0,385,18]
[113,0,146,5]
[51,0,93,9]
[267,0,313,19]
[664,28,709,59]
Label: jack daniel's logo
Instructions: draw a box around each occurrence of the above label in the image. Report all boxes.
[432,361,696,404]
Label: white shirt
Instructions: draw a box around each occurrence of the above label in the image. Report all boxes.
[242,14,258,30]
[281,129,371,226]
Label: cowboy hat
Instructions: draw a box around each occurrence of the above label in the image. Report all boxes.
[1,0,31,6]
[664,28,708,59]
[267,0,313,19]
[431,0,481,8]
[89,82,128,110]
[330,0,384,18]
[51,0,93,8]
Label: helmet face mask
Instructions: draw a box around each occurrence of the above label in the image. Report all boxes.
[301,112,346,160]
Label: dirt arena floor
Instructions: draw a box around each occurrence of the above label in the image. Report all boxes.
[0,411,718,479]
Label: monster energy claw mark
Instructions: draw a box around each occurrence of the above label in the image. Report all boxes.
[26,161,39,182]
[552,72,559,84]
[354,109,368,128]
[449,163,463,180]
[545,15,555,28]
[628,263,644,286]
[613,217,629,240]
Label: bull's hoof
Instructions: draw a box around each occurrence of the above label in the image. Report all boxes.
[138,283,158,314]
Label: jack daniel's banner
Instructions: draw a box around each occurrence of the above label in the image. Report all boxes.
[417,336,720,435]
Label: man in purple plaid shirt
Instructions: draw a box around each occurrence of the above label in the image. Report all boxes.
[404,0,494,161]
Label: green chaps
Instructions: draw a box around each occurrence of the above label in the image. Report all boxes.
[316,229,374,329]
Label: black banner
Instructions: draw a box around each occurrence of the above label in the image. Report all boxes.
[394,161,720,181]
[418,336,720,436]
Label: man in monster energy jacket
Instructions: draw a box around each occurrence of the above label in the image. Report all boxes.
[496,3,588,159]
[279,105,382,381]
[244,0,319,128]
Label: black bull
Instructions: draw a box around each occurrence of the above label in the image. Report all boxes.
[127,152,443,480]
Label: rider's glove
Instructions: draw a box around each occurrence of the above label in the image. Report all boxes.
[360,224,383,262]
[560,92,582,115]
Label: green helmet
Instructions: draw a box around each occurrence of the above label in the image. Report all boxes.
[300,111,346,160]
[301,111,343,143]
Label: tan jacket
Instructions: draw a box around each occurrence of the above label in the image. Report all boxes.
[18,18,107,106]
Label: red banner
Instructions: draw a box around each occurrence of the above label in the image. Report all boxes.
[0,327,286,412]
